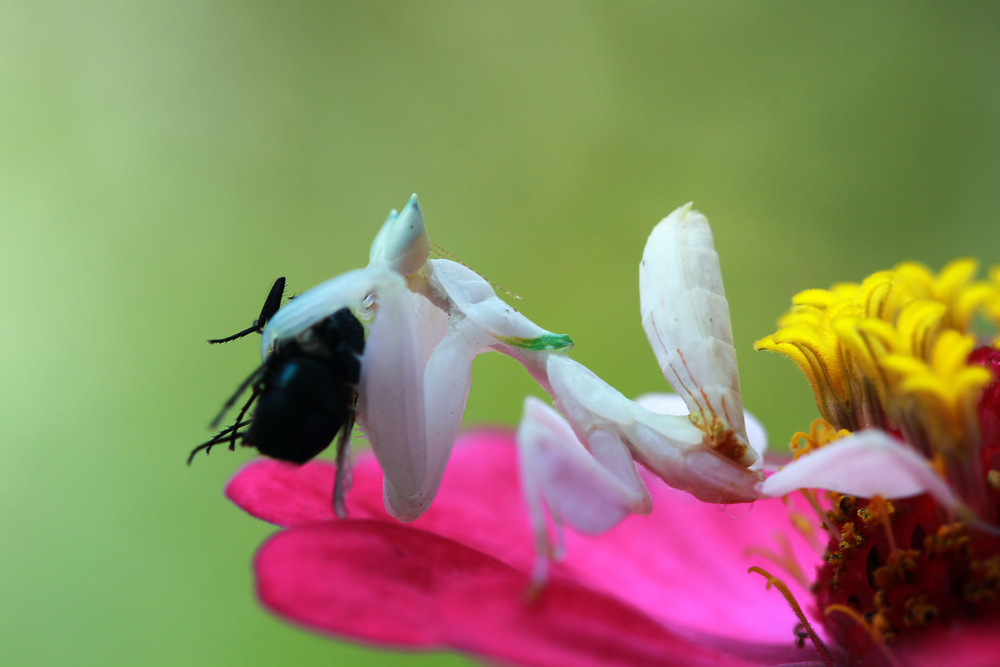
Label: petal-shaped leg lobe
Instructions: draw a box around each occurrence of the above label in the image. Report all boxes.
[518,397,652,573]
[384,316,495,522]
[545,356,763,504]
[411,292,449,372]
[639,205,755,467]
[357,276,427,502]
[762,429,962,509]
[429,259,572,352]
[544,354,700,469]
[546,354,664,436]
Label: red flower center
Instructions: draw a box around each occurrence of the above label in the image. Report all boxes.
[812,346,1000,666]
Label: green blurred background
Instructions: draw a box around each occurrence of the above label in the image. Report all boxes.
[2,2,999,665]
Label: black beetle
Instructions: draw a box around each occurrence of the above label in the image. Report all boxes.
[189,277,365,516]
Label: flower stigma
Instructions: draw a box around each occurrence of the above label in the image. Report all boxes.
[748,566,835,667]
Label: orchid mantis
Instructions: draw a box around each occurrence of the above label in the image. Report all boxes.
[261,195,573,522]
[262,198,769,535]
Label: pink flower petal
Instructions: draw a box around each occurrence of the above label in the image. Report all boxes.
[560,472,823,646]
[256,519,806,667]
[229,430,823,648]
[225,455,385,527]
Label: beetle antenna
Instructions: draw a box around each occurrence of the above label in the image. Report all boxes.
[209,363,266,429]
[429,243,523,301]
[256,277,286,327]
[187,420,252,465]
[208,277,286,344]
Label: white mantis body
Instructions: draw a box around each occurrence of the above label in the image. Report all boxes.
[262,196,965,562]
[261,195,572,522]
[263,197,771,538]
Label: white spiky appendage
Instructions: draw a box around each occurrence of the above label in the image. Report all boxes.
[368,194,430,279]
[639,204,756,468]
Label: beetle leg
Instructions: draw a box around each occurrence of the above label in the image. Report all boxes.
[191,370,264,465]
[226,383,262,452]
[209,363,267,429]
[639,204,756,467]
[187,419,252,465]
[332,401,357,520]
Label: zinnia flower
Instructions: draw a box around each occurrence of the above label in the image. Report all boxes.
[513,210,1000,666]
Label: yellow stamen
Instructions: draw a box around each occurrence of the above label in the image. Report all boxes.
[755,319,853,428]
[759,259,1000,474]
[789,418,850,460]
[748,567,834,667]
[881,330,991,454]
[894,258,995,331]
[760,258,1000,655]
[825,604,903,667]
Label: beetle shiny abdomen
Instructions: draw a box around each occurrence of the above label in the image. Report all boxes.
[250,357,354,464]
